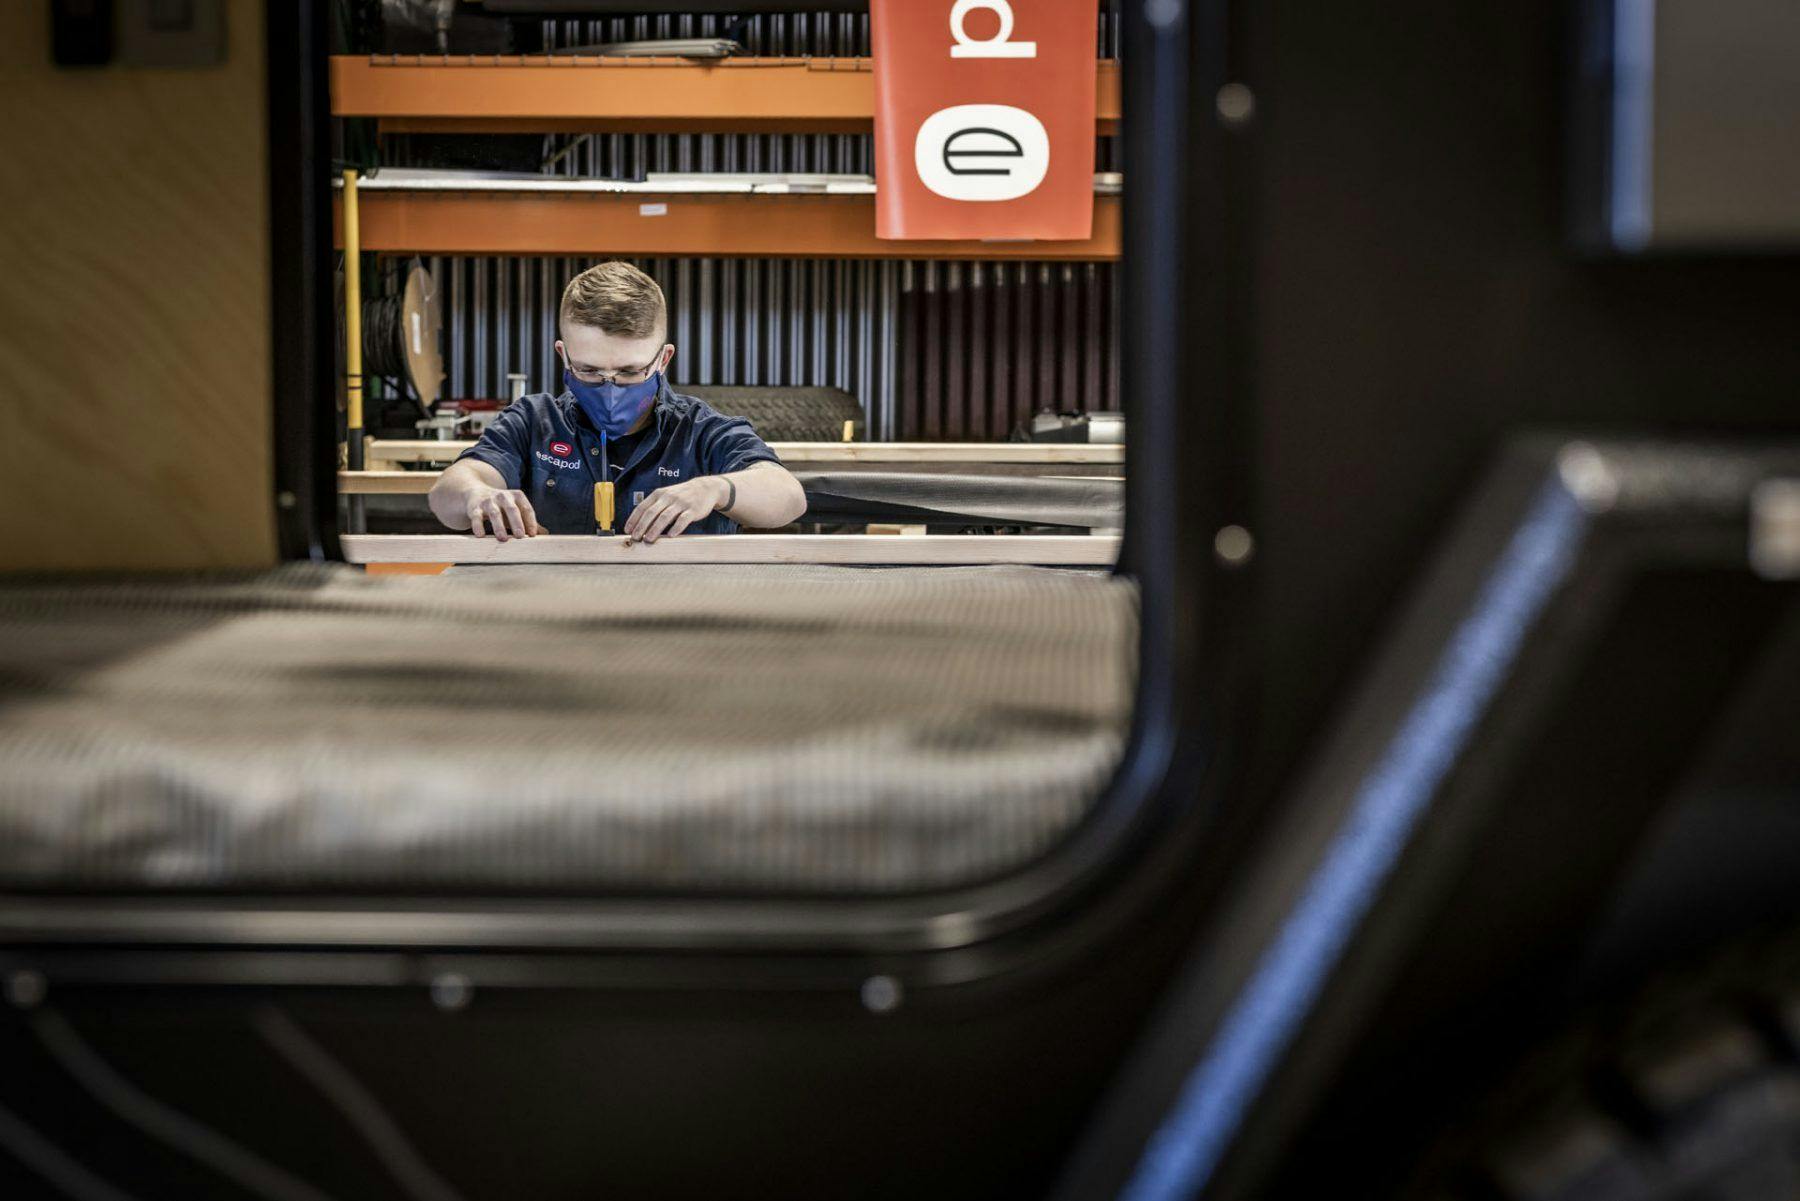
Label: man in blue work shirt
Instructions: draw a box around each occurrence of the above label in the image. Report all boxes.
[428,261,808,542]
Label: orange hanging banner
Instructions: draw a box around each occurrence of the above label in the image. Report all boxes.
[872,0,1099,242]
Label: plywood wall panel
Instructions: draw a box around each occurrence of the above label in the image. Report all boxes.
[0,5,274,571]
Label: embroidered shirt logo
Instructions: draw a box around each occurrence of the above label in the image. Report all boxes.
[549,441,573,457]
[534,447,581,470]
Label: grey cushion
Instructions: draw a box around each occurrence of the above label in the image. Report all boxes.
[0,564,1134,893]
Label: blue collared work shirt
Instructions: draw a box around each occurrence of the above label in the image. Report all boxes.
[454,383,782,535]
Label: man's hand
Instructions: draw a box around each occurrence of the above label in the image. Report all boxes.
[465,484,540,541]
[624,477,729,544]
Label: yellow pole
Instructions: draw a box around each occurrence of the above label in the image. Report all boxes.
[342,169,364,470]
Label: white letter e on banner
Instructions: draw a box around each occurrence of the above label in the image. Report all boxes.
[915,104,1051,201]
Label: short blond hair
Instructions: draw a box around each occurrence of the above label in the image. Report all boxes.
[559,261,667,340]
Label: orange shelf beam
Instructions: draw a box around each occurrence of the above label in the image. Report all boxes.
[334,190,1121,261]
[331,55,1121,136]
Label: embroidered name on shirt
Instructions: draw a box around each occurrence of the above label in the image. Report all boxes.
[658,466,681,477]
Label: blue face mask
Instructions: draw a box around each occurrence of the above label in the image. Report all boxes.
[566,369,661,439]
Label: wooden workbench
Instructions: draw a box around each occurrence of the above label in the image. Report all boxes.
[363,439,1126,467]
[341,533,1120,567]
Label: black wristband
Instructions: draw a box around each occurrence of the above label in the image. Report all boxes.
[720,476,737,514]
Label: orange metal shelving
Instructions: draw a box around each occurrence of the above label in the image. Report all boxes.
[332,54,1123,260]
[331,55,1121,135]
[334,189,1121,260]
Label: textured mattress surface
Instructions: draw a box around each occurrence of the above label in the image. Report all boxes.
[0,565,1135,892]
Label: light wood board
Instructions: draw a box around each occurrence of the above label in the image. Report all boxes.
[0,6,274,571]
[342,534,1120,566]
[338,468,1131,494]
[342,471,437,495]
[364,439,1125,467]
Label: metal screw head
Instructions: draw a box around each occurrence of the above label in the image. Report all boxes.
[1144,0,1183,29]
[5,970,47,1010]
[429,973,473,1012]
[1556,443,1620,513]
[860,975,903,1015]
[1214,524,1255,566]
[1216,83,1256,128]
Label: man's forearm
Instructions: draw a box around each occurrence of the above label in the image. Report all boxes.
[715,463,807,528]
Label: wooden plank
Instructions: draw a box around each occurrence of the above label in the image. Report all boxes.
[0,6,274,572]
[335,190,1121,261]
[339,463,1125,493]
[341,470,436,494]
[331,56,1120,136]
[341,534,1119,567]
[363,440,1126,465]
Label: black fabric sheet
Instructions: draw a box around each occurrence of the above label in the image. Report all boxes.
[795,472,1124,528]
